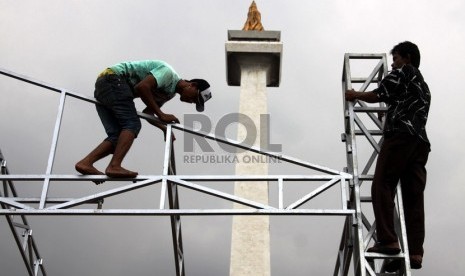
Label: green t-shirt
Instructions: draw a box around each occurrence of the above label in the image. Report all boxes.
[109,60,181,104]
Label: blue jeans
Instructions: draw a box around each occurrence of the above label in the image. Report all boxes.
[94,74,141,147]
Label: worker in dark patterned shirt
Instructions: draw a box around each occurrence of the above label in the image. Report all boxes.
[346,41,431,270]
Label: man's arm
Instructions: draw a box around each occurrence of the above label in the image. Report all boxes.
[345,89,380,103]
[134,75,180,124]
[142,107,176,141]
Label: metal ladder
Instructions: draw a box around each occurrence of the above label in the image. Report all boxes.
[335,53,412,276]
[1,149,47,276]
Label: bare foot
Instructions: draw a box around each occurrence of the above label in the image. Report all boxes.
[75,162,105,185]
[75,162,104,175]
[105,166,138,178]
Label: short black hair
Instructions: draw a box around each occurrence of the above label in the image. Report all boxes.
[390,41,421,68]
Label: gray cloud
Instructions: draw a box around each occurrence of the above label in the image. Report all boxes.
[1,0,464,275]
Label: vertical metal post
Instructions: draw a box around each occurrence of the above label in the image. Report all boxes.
[343,53,367,276]
[160,125,173,210]
[39,90,67,209]
[278,178,283,209]
[162,125,185,276]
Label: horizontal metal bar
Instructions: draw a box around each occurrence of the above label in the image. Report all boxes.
[7,198,101,204]
[360,196,372,203]
[344,54,386,59]
[0,208,356,216]
[353,107,387,112]
[0,174,351,181]
[355,130,383,136]
[2,176,352,216]
[350,78,380,83]
[46,178,161,210]
[359,175,374,180]
[364,252,404,259]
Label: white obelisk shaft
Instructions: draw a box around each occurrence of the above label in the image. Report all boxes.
[230,63,270,276]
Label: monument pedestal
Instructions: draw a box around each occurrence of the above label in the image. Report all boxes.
[226,30,282,276]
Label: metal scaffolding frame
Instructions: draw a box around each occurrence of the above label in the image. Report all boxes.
[1,67,354,276]
[336,53,412,276]
[1,150,47,276]
[1,54,416,275]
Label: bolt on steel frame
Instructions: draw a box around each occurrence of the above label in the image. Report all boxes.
[336,53,412,276]
[1,67,353,276]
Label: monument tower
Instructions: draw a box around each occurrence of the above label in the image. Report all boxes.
[225,2,282,275]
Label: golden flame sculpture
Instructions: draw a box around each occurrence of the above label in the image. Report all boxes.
[242,1,264,31]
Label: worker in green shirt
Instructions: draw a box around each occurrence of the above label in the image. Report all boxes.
[75,60,212,181]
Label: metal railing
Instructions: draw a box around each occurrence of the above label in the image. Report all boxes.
[1,67,353,276]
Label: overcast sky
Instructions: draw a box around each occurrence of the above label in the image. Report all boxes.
[1,0,465,275]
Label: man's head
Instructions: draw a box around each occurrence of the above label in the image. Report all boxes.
[179,79,212,112]
[390,41,421,69]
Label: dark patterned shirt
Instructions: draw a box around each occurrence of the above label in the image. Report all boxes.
[373,64,431,142]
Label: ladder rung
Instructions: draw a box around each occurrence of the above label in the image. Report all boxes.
[351,78,380,83]
[360,196,372,203]
[12,222,31,230]
[353,107,388,112]
[364,252,405,259]
[359,175,374,180]
[354,130,383,136]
